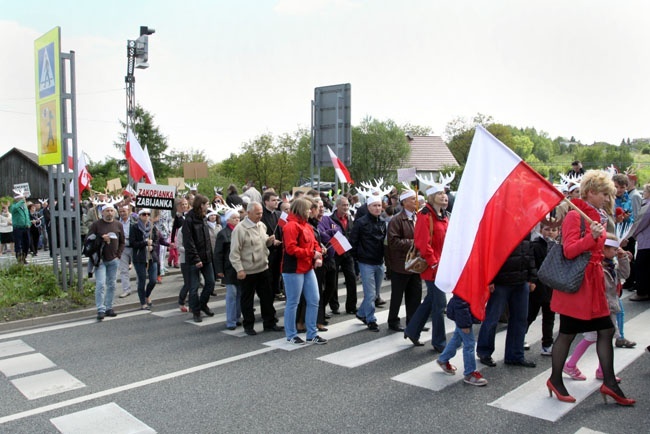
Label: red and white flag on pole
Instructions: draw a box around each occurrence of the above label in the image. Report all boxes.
[435,125,564,320]
[327,146,354,184]
[126,128,157,184]
[330,231,352,255]
[67,144,92,198]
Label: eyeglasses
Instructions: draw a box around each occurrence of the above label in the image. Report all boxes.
[141,213,150,216]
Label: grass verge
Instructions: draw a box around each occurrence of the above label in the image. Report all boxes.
[0,264,95,322]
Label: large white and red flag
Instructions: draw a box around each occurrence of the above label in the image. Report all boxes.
[126,128,156,184]
[330,231,352,255]
[435,125,564,320]
[327,146,354,184]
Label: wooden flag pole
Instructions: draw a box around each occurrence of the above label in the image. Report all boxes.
[562,198,596,225]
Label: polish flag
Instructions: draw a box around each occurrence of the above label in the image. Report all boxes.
[330,231,352,255]
[67,145,92,198]
[327,146,354,184]
[278,211,289,228]
[126,128,156,184]
[435,125,564,320]
[77,151,92,193]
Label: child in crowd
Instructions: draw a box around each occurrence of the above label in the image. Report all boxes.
[527,220,559,356]
[563,233,631,381]
[436,294,487,386]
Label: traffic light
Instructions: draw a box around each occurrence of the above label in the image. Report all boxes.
[135,27,155,69]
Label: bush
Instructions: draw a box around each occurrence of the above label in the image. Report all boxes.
[0,264,65,308]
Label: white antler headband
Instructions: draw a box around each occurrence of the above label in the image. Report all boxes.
[416,171,455,196]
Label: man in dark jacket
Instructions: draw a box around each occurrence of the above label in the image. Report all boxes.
[386,189,422,331]
[261,191,284,300]
[349,195,385,332]
[328,196,357,314]
[477,234,537,368]
[182,194,216,322]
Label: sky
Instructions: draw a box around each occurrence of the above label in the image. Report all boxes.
[1,0,650,166]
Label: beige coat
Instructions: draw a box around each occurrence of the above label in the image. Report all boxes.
[229,217,271,274]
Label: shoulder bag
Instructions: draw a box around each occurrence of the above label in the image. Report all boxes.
[405,213,433,274]
[537,217,591,294]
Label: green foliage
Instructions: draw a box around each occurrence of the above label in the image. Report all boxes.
[86,157,126,194]
[350,117,411,182]
[0,264,63,307]
[642,147,650,155]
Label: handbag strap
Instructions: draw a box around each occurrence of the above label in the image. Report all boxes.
[580,216,585,238]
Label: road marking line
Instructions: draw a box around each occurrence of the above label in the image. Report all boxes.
[0,347,274,425]
[0,310,149,341]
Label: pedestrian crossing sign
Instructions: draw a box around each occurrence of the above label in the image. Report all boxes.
[34,27,62,166]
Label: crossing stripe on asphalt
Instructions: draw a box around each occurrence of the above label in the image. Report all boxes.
[391,315,548,390]
[50,402,155,434]
[488,308,650,422]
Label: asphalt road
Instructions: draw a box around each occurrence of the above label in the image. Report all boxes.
[0,278,648,434]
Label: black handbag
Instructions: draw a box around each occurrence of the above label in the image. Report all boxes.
[538,217,591,294]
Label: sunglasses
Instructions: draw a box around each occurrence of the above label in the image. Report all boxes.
[141,213,150,216]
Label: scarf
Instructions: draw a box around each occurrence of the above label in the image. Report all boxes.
[207,220,216,230]
[137,219,152,241]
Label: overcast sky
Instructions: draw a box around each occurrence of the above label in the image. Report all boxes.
[1,0,649,165]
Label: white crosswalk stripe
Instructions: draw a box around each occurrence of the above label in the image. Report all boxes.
[488,308,650,421]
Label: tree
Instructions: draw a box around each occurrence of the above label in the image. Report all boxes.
[114,105,170,180]
[86,157,126,194]
[350,117,411,183]
[401,123,434,136]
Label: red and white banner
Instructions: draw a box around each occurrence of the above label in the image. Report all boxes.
[330,231,352,255]
[327,146,353,184]
[126,128,156,184]
[435,125,564,320]
[67,144,92,198]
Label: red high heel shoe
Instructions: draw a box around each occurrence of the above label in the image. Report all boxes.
[600,384,635,406]
[546,379,576,403]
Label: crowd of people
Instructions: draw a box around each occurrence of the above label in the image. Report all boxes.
[4,162,648,403]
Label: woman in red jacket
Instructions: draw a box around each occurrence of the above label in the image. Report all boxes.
[282,198,327,345]
[547,170,635,406]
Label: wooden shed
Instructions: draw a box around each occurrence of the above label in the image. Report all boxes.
[0,148,49,199]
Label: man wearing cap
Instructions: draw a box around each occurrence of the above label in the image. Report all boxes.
[386,187,422,331]
[349,194,386,332]
[9,189,30,264]
[88,202,125,321]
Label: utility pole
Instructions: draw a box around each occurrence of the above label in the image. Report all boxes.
[125,26,155,132]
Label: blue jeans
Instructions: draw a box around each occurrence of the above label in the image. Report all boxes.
[439,325,477,377]
[358,263,383,324]
[134,260,158,306]
[225,283,242,328]
[404,280,447,349]
[476,282,529,362]
[188,262,216,314]
[283,271,319,340]
[95,258,119,313]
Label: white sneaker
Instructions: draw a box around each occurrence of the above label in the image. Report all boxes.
[118,292,131,298]
[523,342,531,350]
[541,346,552,356]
